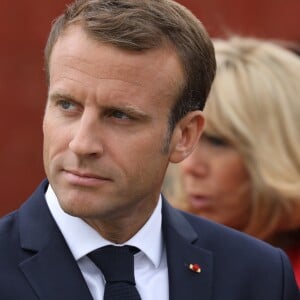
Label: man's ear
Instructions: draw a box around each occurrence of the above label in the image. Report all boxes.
[169,111,205,163]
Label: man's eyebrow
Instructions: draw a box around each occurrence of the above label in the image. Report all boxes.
[48,91,76,102]
[102,104,150,119]
[47,93,151,119]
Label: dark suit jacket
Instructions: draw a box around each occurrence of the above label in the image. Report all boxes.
[0,180,299,299]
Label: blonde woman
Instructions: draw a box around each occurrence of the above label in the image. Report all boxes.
[171,37,300,285]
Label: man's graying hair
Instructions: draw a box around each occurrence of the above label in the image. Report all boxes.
[44,0,216,130]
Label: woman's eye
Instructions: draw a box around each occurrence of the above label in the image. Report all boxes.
[202,133,228,147]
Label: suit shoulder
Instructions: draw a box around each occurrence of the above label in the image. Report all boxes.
[0,209,19,235]
[179,209,284,259]
[179,210,298,295]
[0,210,21,248]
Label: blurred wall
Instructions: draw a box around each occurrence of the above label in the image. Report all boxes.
[0,0,299,216]
[179,0,300,40]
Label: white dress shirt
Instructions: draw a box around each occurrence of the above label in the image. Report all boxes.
[45,185,169,300]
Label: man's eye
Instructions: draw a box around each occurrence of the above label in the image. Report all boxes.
[111,110,130,120]
[58,100,76,110]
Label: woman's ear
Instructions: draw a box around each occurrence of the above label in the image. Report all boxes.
[169,111,205,163]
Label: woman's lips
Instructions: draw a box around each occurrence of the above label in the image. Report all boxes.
[188,195,212,210]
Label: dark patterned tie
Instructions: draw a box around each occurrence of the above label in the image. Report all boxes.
[88,245,141,300]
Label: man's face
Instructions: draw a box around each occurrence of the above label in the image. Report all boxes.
[43,25,186,233]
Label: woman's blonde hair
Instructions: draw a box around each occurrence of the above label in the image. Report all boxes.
[204,37,300,240]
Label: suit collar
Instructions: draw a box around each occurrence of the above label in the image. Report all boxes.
[18,179,53,251]
[162,197,213,300]
[45,184,164,269]
[18,181,213,300]
[18,180,93,300]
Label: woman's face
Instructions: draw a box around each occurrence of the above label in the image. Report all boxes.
[179,133,252,230]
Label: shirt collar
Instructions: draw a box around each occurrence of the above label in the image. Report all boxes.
[45,184,163,268]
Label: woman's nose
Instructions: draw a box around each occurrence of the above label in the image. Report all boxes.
[180,143,210,177]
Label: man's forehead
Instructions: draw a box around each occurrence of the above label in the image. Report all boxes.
[49,26,185,96]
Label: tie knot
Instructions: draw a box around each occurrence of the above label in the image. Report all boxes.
[88,245,138,284]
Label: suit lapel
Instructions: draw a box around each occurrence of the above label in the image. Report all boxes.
[18,181,213,299]
[162,198,213,300]
[18,180,93,300]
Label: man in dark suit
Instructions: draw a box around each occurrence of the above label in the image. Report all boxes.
[0,0,299,299]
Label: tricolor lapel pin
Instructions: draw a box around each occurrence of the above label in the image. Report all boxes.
[188,263,201,273]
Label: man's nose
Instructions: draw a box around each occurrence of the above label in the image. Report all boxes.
[69,112,104,157]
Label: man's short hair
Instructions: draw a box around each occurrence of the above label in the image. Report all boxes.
[45,0,216,130]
